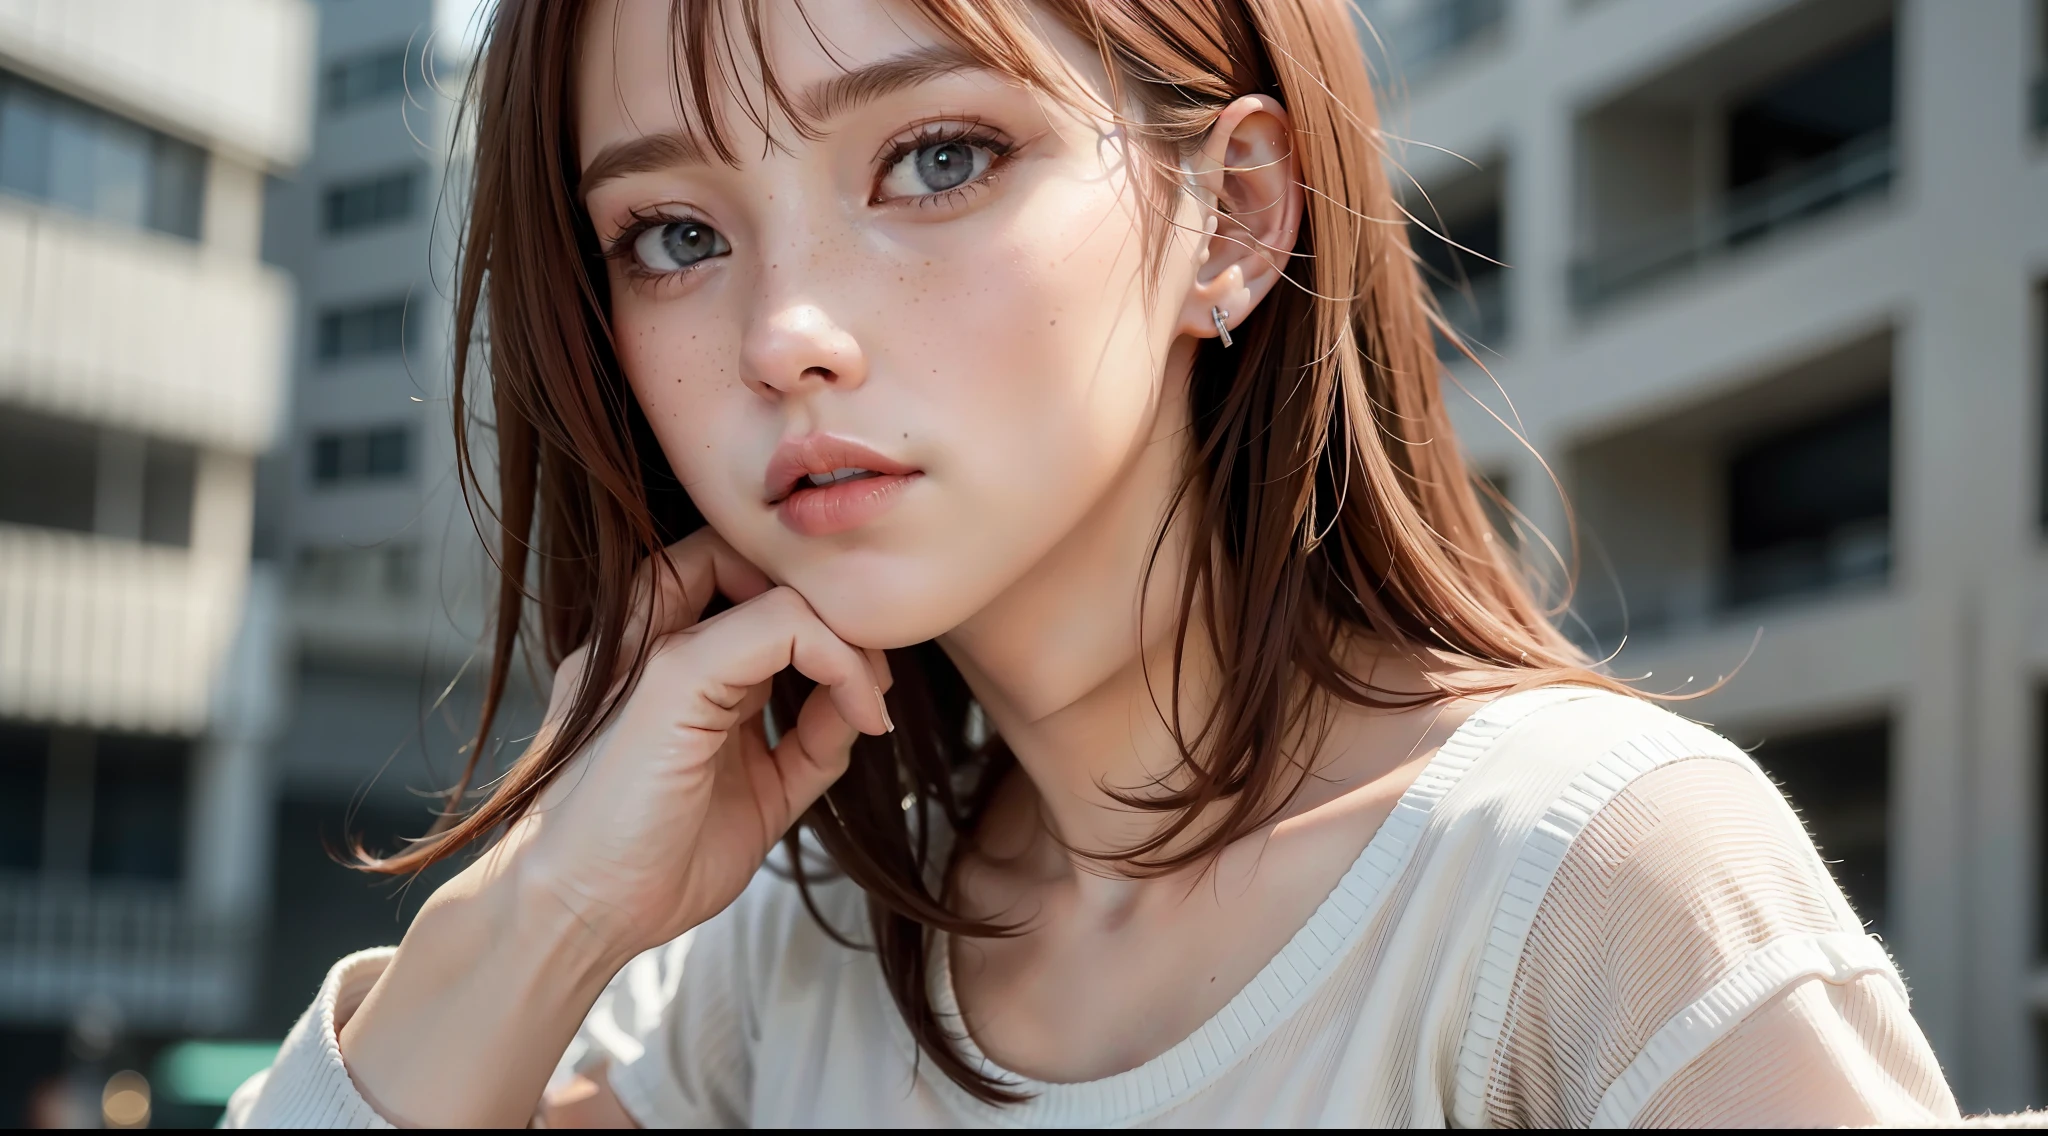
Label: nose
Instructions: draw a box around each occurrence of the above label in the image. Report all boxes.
[738,300,868,401]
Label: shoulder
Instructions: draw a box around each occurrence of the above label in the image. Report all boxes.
[1446,683,1848,946]
[1468,684,1749,775]
[1445,688,1883,1126]
[1425,685,1760,858]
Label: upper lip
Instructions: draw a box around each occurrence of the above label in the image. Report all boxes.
[763,434,918,503]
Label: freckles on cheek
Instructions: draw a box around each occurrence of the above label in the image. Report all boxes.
[615,313,747,494]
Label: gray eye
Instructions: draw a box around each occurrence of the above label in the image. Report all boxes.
[633,220,730,273]
[878,137,996,200]
[916,142,975,191]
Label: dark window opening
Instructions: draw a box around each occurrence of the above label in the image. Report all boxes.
[322,46,409,113]
[315,297,412,362]
[0,406,195,546]
[1724,29,1895,247]
[1728,31,1895,191]
[0,723,189,882]
[1751,719,1890,934]
[312,425,412,486]
[0,721,48,871]
[1571,22,1898,311]
[142,439,197,547]
[1725,394,1891,608]
[0,406,98,534]
[322,168,417,234]
[0,69,205,239]
[1413,203,1507,357]
[88,732,189,882]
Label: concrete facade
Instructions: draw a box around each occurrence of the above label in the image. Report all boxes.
[0,0,312,1052]
[252,0,526,1037]
[1376,0,2048,1110]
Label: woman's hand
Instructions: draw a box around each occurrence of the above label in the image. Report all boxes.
[332,529,887,1127]
[506,526,891,958]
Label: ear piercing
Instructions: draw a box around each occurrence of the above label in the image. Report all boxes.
[1212,306,1233,348]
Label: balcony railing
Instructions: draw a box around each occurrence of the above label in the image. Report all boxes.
[0,874,249,1031]
[1573,521,1892,647]
[1570,128,1896,313]
[0,524,242,733]
[1371,0,1506,82]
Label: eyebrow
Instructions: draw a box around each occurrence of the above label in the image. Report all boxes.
[579,43,984,197]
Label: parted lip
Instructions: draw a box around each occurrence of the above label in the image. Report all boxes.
[763,434,919,503]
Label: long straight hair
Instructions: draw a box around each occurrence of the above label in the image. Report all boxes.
[370,0,1626,1103]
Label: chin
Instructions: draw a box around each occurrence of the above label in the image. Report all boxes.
[783,561,980,651]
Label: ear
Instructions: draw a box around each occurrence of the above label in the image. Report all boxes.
[1179,94,1302,346]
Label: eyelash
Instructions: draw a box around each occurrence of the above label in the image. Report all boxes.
[601,205,710,283]
[871,120,1016,207]
[599,121,1019,283]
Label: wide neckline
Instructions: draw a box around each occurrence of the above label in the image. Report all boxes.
[922,685,1595,1128]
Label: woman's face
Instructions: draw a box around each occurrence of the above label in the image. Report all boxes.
[576,0,1207,648]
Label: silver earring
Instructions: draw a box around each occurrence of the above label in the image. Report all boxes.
[1212,306,1233,348]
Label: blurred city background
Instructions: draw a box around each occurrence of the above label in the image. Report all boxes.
[0,0,2040,1125]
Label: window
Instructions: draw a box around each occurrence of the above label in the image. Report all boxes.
[1725,395,1892,607]
[1750,719,1890,934]
[90,731,189,882]
[294,543,418,597]
[1570,17,1897,310]
[322,46,408,113]
[142,438,197,546]
[0,720,47,871]
[315,297,412,361]
[1724,29,1895,248]
[323,168,417,234]
[0,724,190,881]
[0,405,196,545]
[311,425,412,485]
[0,405,98,533]
[0,69,205,238]
[1414,200,1507,358]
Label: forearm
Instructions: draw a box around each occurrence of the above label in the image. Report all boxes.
[337,856,629,1128]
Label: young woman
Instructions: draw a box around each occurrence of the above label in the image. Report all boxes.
[231,0,1958,1126]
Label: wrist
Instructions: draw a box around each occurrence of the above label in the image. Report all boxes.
[425,849,636,996]
[336,855,631,1127]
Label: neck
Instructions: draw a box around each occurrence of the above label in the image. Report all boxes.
[937,345,1224,866]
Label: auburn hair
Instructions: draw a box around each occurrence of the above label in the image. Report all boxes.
[371,0,1624,1103]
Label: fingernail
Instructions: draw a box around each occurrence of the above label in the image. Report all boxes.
[875,686,895,733]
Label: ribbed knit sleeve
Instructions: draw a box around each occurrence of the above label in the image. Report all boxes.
[1480,757,1958,1127]
[222,948,396,1128]
[571,919,750,1127]
[581,863,806,1127]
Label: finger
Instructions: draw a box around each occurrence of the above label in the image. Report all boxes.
[664,587,889,736]
[757,686,859,829]
[865,648,895,695]
[623,529,773,655]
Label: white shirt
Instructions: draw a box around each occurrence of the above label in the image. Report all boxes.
[227,686,1958,1127]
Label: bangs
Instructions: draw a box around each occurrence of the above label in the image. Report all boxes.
[654,0,1078,166]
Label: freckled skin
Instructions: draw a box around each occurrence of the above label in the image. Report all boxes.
[577,0,1204,653]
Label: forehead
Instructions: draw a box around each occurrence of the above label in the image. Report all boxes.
[574,0,952,165]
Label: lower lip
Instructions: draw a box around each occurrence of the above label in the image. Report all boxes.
[776,472,921,536]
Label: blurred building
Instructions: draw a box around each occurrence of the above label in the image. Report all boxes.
[1373,0,2048,1111]
[253,0,509,1041]
[0,0,314,1122]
